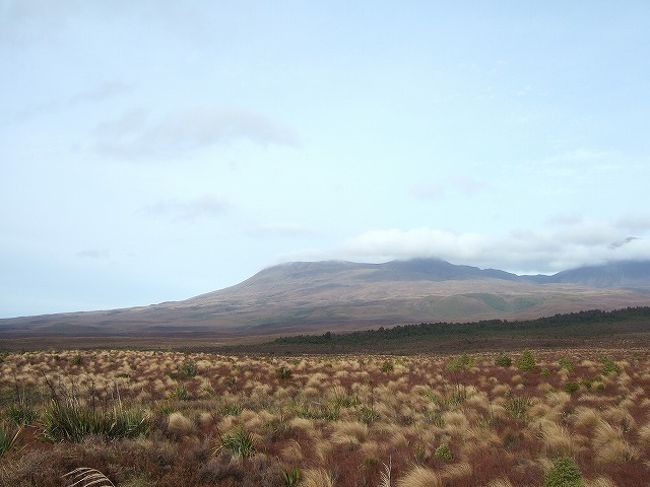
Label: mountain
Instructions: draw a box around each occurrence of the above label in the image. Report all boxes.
[2,258,650,337]
[523,260,650,290]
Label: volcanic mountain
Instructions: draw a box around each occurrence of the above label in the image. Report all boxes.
[2,259,650,337]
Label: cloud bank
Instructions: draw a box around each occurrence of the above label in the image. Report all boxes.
[280,218,650,274]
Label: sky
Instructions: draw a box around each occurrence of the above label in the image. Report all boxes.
[2,1,650,317]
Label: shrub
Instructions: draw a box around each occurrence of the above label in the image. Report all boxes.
[580,378,593,390]
[381,361,394,373]
[601,358,621,376]
[277,366,293,380]
[447,353,474,372]
[517,351,536,372]
[180,361,198,378]
[221,427,254,458]
[71,354,83,366]
[495,354,512,367]
[541,367,551,377]
[559,358,575,372]
[434,443,453,462]
[544,457,584,487]
[564,382,580,394]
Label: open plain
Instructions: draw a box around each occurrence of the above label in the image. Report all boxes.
[1,347,648,486]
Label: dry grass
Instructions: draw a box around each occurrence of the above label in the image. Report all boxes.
[396,466,442,487]
[0,347,648,486]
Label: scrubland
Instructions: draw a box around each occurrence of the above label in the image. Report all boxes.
[0,348,648,486]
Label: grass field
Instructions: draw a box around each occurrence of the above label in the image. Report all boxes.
[1,347,648,486]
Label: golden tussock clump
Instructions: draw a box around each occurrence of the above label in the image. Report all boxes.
[167,412,194,436]
[313,437,332,463]
[442,462,472,480]
[396,466,443,487]
[486,478,514,487]
[442,410,470,432]
[638,421,650,447]
[491,384,510,396]
[331,421,368,445]
[280,439,303,462]
[288,417,315,433]
[572,406,601,430]
[585,476,617,487]
[593,420,638,464]
[533,418,576,455]
[602,406,635,429]
[301,468,335,487]
[360,440,379,459]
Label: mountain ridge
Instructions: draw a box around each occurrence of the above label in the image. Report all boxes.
[2,258,650,337]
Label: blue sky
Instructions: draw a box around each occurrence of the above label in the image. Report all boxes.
[2,1,650,317]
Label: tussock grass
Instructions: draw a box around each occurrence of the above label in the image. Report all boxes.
[396,465,442,487]
[0,348,648,487]
[43,386,150,442]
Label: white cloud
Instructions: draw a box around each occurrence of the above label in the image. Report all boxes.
[93,106,300,159]
[289,219,650,274]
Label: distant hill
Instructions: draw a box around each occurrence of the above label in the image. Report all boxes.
[2,258,650,337]
[523,260,650,290]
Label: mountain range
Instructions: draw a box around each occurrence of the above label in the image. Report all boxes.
[2,259,650,337]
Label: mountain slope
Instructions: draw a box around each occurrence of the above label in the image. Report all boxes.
[524,260,650,290]
[2,258,650,337]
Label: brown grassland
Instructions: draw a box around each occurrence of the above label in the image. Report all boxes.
[0,348,648,486]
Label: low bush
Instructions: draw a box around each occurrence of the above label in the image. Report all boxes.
[601,358,621,376]
[381,361,394,373]
[447,353,474,372]
[180,361,198,378]
[564,382,580,394]
[495,354,512,367]
[517,351,536,372]
[434,443,453,462]
[544,457,584,487]
[277,366,293,380]
[559,358,575,372]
